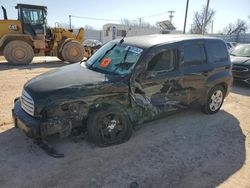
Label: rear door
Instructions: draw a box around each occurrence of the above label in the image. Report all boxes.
[180,41,213,104]
[205,41,231,69]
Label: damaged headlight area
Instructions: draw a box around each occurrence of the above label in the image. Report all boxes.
[41,102,88,137]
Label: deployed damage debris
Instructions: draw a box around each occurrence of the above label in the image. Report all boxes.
[34,138,64,158]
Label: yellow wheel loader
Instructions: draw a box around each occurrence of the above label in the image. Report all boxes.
[0,4,93,64]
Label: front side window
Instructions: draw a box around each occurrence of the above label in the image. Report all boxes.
[22,8,44,24]
[147,50,175,72]
[86,41,143,75]
[183,44,206,67]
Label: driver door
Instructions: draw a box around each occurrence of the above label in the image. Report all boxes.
[130,45,187,118]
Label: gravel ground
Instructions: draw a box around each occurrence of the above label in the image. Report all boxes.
[0,57,250,188]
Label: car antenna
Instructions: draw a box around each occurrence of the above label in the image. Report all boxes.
[119,27,131,44]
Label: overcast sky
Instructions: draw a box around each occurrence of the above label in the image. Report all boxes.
[1,0,250,33]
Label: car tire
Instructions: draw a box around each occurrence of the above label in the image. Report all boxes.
[204,85,225,114]
[87,107,133,147]
[4,40,34,65]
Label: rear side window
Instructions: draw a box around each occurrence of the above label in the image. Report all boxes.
[206,42,228,62]
[183,44,206,67]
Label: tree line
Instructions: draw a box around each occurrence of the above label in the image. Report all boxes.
[191,6,249,35]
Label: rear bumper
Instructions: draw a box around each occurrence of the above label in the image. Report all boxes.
[12,99,41,138]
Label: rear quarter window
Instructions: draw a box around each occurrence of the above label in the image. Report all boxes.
[206,42,229,63]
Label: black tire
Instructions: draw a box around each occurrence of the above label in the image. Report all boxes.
[3,40,34,65]
[87,107,133,147]
[204,85,225,114]
[61,41,84,63]
[57,50,65,61]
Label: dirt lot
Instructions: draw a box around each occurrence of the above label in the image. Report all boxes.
[0,56,250,188]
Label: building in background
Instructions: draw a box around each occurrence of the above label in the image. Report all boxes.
[102,23,182,43]
[75,24,250,45]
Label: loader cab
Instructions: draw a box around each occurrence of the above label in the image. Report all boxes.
[15,4,47,37]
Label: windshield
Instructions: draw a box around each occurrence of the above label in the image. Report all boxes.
[22,8,45,25]
[85,41,143,75]
[230,44,250,57]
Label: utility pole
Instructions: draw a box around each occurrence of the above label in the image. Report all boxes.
[168,11,175,24]
[202,0,210,35]
[211,20,214,34]
[69,15,72,29]
[139,18,142,27]
[183,0,189,34]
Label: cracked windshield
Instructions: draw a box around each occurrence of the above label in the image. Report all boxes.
[86,42,143,75]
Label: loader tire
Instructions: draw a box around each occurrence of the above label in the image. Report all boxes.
[61,41,84,63]
[57,51,65,61]
[4,40,34,65]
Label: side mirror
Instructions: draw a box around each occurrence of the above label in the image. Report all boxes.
[145,71,157,79]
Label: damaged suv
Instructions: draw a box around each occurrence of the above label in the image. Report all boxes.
[13,34,233,146]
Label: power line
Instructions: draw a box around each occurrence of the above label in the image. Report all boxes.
[70,15,120,22]
[70,11,169,23]
[139,11,168,19]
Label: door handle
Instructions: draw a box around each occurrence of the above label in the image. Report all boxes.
[190,70,211,76]
[202,70,209,76]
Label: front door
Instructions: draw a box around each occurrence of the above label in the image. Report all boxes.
[130,46,187,120]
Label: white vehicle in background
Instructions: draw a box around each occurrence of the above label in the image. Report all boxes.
[226,42,237,51]
[83,39,102,48]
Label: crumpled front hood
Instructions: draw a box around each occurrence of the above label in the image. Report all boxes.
[25,63,105,93]
[230,56,250,65]
[24,63,129,106]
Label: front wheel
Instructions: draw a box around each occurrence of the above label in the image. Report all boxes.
[204,85,225,114]
[57,49,65,61]
[87,107,133,146]
[61,41,84,63]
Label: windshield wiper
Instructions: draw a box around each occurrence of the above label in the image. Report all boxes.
[113,47,134,72]
[89,43,117,69]
[122,46,130,64]
[99,43,117,62]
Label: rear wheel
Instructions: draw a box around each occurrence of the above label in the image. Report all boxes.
[61,41,84,63]
[204,85,225,114]
[4,40,34,65]
[87,107,133,146]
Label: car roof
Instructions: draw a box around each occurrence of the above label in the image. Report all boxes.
[116,34,222,49]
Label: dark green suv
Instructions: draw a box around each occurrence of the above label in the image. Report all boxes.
[13,34,233,147]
